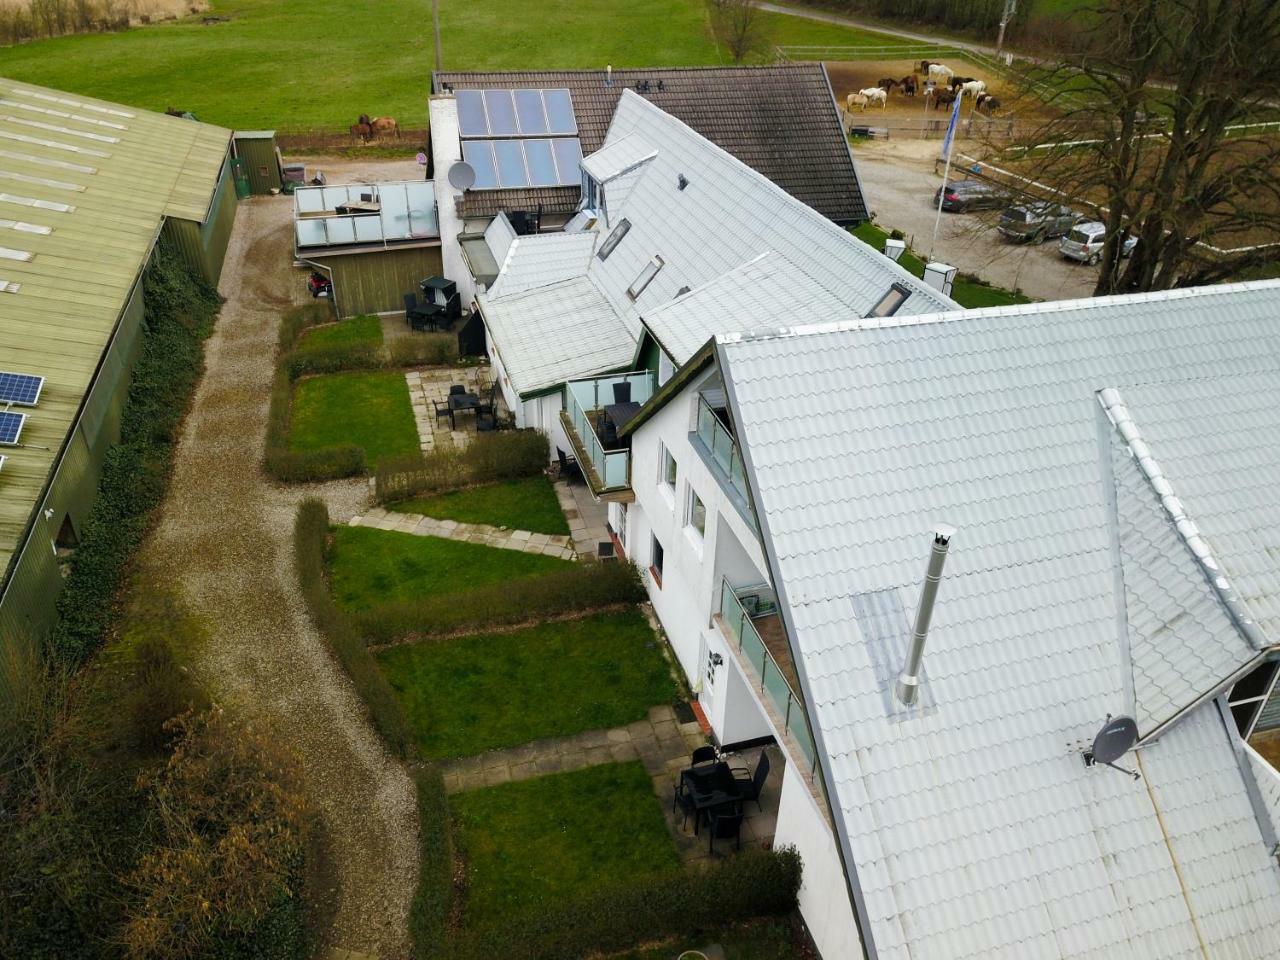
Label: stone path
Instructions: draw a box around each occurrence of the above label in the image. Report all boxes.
[555,478,611,558]
[405,366,489,454]
[347,506,577,560]
[441,704,705,794]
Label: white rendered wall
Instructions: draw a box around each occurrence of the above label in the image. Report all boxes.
[427,97,475,306]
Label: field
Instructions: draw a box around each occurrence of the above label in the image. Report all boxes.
[0,0,899,130]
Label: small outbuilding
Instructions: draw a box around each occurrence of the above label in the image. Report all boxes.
[233,130,283,195]
[294,181,443,317]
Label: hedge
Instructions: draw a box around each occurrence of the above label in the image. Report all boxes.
[51,237,220,664]
[356,561,645,646]
[292,499,415,757]
[409,766,455,960]
[449,847,802,960]
[375,430,549,503]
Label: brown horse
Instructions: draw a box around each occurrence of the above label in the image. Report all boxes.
[898,75,918,97]
[350,121,372,142]
[370,116,400,139]
[876,77,899,92]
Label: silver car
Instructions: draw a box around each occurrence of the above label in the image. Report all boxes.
[1059,221,1139,265]
[997,202,1079,243]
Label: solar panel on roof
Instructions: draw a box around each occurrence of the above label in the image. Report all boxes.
[0,371,43,405]
[552,139,584,185]
[461,137,585,190]
[462,141,499,188]
[513,90,548,135]
[483,90,518,136]
[458,88,578,139]
[0,409,25,445]
[523,139,558,186]
[543,89,577,135]
[456,90,488,136]
[492,140,528,187]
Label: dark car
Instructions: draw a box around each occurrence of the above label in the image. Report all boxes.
[997,202,1080,243]
[933,179,1012,213]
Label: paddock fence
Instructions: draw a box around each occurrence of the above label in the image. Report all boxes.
[275,127,430,152]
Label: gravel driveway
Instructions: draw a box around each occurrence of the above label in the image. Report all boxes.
[145,196,417,958]
[853,138,1099,303]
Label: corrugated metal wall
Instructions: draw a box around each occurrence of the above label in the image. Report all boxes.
[0,280,147,691]
[314,245,444,318]
[1256,687,1280,732]
[162,152,237,287]
[234,135,283,194]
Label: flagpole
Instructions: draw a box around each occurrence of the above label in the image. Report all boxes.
[930,90,963,261]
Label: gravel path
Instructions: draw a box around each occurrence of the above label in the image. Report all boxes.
[145,196,418,958]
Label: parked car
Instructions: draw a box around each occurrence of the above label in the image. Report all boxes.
[997,202,1080,243]
[934,179,1012,213]
[1059,221,1139,265]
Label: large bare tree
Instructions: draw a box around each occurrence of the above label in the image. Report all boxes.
[1007,0,1280,294]
[710,0,771,64]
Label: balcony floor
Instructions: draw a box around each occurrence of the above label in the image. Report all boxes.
[753,612,800,695]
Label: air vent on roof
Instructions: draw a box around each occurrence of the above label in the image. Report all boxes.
[676,286,691,297]
[677,173,689,191]
[895,525,955,707]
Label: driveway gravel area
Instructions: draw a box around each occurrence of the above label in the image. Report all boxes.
[145,195,417,958]
[853,138,1099,303]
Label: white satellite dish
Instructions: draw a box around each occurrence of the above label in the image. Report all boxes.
[447,160,476,190]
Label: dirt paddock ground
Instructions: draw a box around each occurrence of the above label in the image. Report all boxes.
[827,59,1010,119]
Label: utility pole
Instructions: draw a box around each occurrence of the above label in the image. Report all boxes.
[996,0,1016,57]
[432,0,443,73]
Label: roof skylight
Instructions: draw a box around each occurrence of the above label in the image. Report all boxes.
[10,87,134,118]
[597,218,631,260]
[627,255,664,301]
[9,117,119,144]
[0,131,109,159]
[0,191,75,212]
[866,283,910,319]
[0,98,127,131]
[0,170,85,192]
[0,148,95,173]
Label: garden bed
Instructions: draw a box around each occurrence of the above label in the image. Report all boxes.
[388,476,569,536]
[376,609,677,759]
[288,370,419,468]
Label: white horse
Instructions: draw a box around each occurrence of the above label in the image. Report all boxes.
[846,92,869,111]
[857,87,888,108]
[927,63,955,84]
[958,79,986,97]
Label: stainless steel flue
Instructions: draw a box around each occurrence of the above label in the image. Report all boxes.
[895,525,956,706]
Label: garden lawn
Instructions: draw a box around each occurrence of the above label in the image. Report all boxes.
[327,526,570,612]
[850,222,1033,308]
[388,476,569,536]
[289,370,418,468]
[298,314,383,351]
[453,762,681,923]
[376,609,676,759]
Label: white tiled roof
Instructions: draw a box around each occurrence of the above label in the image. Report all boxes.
[719,280,1280,960]
[580,132,657,182]
[486,230,598,299]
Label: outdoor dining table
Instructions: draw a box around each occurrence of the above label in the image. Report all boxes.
[447,391,480,429]
[603,401,642,432]
[680,761,741,833]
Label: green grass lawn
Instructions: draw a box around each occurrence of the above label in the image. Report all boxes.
[289,370,419,467]
[0,0,903,130]
[453,762,681,923]
[850,222,1033,308]
[298,315,383,351]
[376,609,676,759]
[388,476,569,536]
[327,526,570,612]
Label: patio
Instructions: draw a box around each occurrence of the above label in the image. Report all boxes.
[404,364,497,454]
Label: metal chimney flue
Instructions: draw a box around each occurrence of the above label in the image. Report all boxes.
[895,525,956,706]
[606,64,613,86]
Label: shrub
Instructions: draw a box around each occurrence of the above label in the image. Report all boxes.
[125,633,210,752]
[356,561,645,645]
[409,766,455,960]
[375,430,549,502]
[292,499,415,757]
[449,846,802,960]
[389,332,458,368]
[284,340,384,379]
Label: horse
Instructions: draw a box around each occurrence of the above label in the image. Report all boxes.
[933,89,957,110]
[350,121,372,142]
[949,76,977,92]
[876,77,900,92]
[846,93,869,112]
[958,80,987,97]
[899,75,918,97]
[975,93,1002,114]
[927,62,955,84]
[858,87,888,108]
[370,116,400,139]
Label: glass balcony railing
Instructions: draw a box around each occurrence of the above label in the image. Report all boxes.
[695,394,750,504]
[563,371,657,492]
[718,577,817,773]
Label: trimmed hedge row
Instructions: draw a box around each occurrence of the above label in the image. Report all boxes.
[356,560,646,646]
[374,430,549,503]
[410,766,455,960]
[449,847,802,960]
[293,499,415,757]
[52,237,220,664]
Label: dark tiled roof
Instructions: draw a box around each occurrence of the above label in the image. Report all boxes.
[434,64,867,225]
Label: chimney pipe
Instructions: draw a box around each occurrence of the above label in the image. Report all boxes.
[606,64,613,86]
[895,525,956,706]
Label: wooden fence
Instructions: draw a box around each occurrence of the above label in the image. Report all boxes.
[275,127,429,152]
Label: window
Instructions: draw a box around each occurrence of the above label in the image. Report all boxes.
[660,444,677,492]
[866,282,910,319]
[650,534,665,585]
[627,255,664,300]
[657,350,675,386]
[597,216,630,260]
[687,487,706,539]
[616,503,628,550]
[1227,659,1280,738]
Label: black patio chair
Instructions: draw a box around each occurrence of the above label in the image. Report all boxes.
[612,381,632,404]
[556,448,582,485]
[449,384,467,397]
[672,779,698,832]
[729,751,770,813]
[707,803,744,854]
[433,399,453,427]
[691,745,717,766]
[476,412,497,432]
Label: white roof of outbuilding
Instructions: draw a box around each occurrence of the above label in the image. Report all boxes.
[718,280,1280,960]
[486,230,598,299]
[579,132,657,183]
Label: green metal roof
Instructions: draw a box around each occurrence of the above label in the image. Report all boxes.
[234,130,276,139]
[0,77,231,583]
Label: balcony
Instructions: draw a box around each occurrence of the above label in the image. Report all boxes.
[715,578,819,779]
[560,371,657,501]
[691,394,754,526]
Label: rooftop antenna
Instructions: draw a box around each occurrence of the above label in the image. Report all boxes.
[895,525,956,706]
[606,64,613,86]
[1082,715,1141,780]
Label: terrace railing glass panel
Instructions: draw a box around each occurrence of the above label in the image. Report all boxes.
[696,394,750,505]
[563,371,656,492]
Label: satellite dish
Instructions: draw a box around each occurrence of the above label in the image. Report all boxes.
[448,160,476,190]
[1083,714,1141,780]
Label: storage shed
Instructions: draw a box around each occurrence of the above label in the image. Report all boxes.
[294,181,443,317]
[234,130,283,194]
[0,79,235,690]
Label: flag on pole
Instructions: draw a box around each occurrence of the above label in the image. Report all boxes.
[939,90,963,162]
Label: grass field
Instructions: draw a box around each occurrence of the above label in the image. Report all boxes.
[388,476,570,536]
[453,762,681,924]
[298,314,383,351]
[376,609,677,759]
[0,0,900,130]
[326,526,570,611]
[289,370,418,466]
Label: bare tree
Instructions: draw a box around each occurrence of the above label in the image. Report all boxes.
[1005,0,1280,294]
[710,0,771,64]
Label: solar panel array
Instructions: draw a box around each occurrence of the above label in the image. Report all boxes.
[461,138,583,189]
[0,409,26,445]
[455,89,583,192]
[457,89,577,138]
[0,370,44,405]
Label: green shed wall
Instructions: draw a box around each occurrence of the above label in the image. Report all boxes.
[314,245,444,318]
[162,152,237,287]
[0,277,147,686]
[235,135,282,194]
[636,332,662,373]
